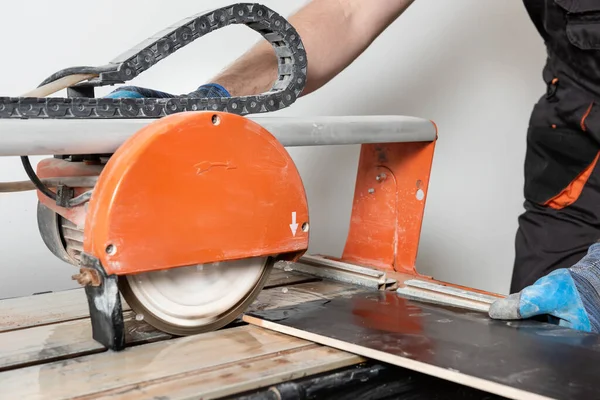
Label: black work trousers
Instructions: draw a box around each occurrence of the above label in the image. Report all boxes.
[512,168,600,293]
[510,77,600,293]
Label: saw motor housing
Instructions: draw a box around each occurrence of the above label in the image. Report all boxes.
[35,111,310,349]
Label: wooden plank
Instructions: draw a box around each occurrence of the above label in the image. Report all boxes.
[0,310,169,372]
[0,326,314,400]
[80,346,363,400]
[245,290,600,400]
[0,280,367,371]
[0,289,132,333]
[0,267,316,332]
[21,74,97,98]
[0,289,128,333]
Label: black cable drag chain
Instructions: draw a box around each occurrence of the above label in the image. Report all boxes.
[0,3,307,119]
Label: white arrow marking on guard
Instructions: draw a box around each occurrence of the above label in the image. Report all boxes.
[290,212,299,236]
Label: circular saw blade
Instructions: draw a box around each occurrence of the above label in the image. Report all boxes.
[119,256,273,336]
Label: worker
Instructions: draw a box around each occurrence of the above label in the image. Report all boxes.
[106,1,600,333]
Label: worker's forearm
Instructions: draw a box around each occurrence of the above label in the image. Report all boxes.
[211,0,415,97]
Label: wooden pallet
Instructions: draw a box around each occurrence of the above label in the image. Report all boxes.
[0,266,370,400]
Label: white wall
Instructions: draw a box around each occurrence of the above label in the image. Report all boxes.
[0,0,546,299]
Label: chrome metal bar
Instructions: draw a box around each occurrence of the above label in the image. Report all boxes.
[0,115,436,156]
[289,255,397,290]
[396,279,498,313]
[402,279,499,303]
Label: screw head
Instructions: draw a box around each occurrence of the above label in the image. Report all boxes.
[106,244,116,255]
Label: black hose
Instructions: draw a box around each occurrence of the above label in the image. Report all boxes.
[20,156,56,201]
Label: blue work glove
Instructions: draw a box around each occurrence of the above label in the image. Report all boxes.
[489,242,600,333]
[103,83,230,99]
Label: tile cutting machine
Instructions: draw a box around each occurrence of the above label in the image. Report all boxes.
[0,2,444,351]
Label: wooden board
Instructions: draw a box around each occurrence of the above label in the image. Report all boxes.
[244,290,600,400]
[0,325,362,400]
[0,280,368,372]
[0,288,112,333]
[20,73,97,98]
[87,345,362,400]
[0,310,169,372]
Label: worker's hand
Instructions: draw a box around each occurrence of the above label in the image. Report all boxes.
[489,242,600,333]
[103,83,230,99]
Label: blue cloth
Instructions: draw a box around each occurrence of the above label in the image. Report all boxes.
[489,242,600,332]
[103,83,230,99]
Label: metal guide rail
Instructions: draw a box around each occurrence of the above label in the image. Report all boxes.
[0,3,306,119]
[0,115,438,156]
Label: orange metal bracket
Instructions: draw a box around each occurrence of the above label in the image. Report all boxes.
[340,136,437,275]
